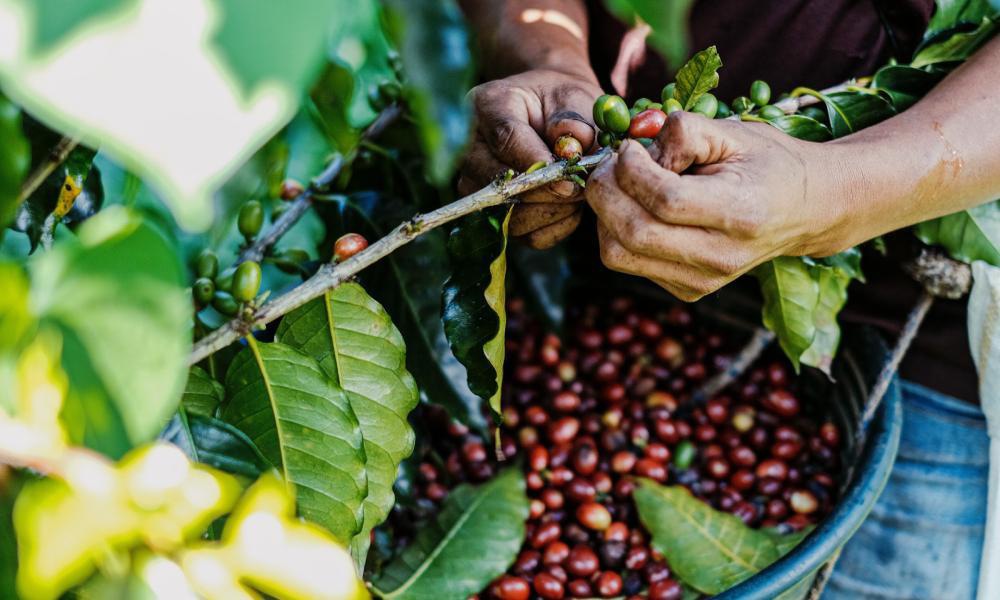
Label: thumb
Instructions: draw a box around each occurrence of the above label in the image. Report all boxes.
[654,111,738,173]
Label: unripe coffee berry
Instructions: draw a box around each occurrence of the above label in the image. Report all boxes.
[196,249,219,279]
[333,233,369,262]
[232,261,262,303]
[237,200,264,240]
[554,135,583,160]
[193,277,215,306]
[750,80,772,107]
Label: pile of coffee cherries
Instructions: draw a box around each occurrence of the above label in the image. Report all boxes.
[400,296,842,600]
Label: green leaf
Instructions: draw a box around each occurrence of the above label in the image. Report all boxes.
[765,115,832,142]
[761,526,815,556]
[372,467,529,600]
[324,0,395,127]
[0,487,17,600]
[915,201,1000,265]
[181,366,224,417]
[806,91,896,138]
[222,340,368,544]
[754,257,821,371]
[799,264,851,376]
[674,46,723,110]
[332,194,488,434]
[382,0,475,184]
[633,480,780,595]
[813,247,865,282]
[28,208,188,457]
[0,0,346,230]
[442,206,513,416]
[914,16,999,66]
[603,0,697,70]
[276,283,418,558]
[162,412,270,478]
[871,65,947,110]
[923,0,998,41]
[0,95,30,229]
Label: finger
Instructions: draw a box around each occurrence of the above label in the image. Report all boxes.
[509,203,579,236]
[615,140,737,228]
[478,101,554,171]
[523,209,583,249]
[521,181,582,203]
[654,111,740,173]
[544,110,597,151]
[596,223,720,302]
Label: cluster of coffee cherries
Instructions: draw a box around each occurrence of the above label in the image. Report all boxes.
[189,179,368,321]
[398,296,842,600]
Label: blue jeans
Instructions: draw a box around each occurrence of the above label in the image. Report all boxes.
[825,382,989,599]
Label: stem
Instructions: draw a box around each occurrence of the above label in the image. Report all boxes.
[39,213,58,250]
[690,328,776,404]
[189,151,610,365]
[237,105,403,265]
[17,137,79,205]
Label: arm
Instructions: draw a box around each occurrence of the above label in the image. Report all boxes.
[585,37,1000,300]
[458,1,603,248]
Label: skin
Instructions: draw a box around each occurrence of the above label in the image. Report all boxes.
[459,2,1000,299]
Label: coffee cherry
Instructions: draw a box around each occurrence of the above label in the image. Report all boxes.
[333,233,369,262]
[462,440,487,463]
[756,459,789,481]
[566,478,597,504]
[764,390,800,417]
[554,135,584,160]
[599,541,627,569]
[692,93,719,118]
[644,562,671,585]
[193,277,215,306]
[648,579,683,600]
[604,521,628,543]
[767,498,790,519]
[705,398,729,424]
[705,457,730,479]
[572,443,599,476]
[664,98,683,113]
[790,489,819,514]
[552,391,580,413]
[496,576,531,600]
[729,445,756,467]
[673,440,696,470]
[634,458,667,482]
[750,80,772,107]
[238,200,264,240]
[716,100,733,119]
[597,95,631,134]
[543,541,570,565]
[819,422,841,447]
[759,104,785,120]
[533,572,565,599]
[529,499,545,520]
[195,249,219,279]
[279,178,305,201]
[596,571,623,597]
[628,109,666,139]
[730,469,756,491]
[231,261,262,303]
[597,131,613,147]
[514,550,541,575]
[566,545,600,577]
[625,546,649,570]
[529,446,549,472]
[660,83,677,103]
[645,443,670,462]
[567,579,593,597]
[531,522,562,548]
[732,96,754,114]
[772,440,802,460]
[577,502,612,531]
[732,501,758,525]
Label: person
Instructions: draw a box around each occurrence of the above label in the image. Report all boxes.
[457,1,1000,598]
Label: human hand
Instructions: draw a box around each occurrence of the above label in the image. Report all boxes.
[458,69,603,248]
[585,112,851,301]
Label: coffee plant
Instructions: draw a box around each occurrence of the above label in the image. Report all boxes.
[0,0,997,599]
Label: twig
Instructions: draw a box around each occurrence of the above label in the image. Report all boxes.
[16,137,79,205]
[237,105,403,265]
[690,327,776,404]
[189,151,610,365]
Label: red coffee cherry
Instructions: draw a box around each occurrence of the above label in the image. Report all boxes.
[533,572,565,600]
[764,389,801,417]
[648,579,684,600]
[566,545,600,577]
[496,575,532,600]
[543,541,570,565]
[790,489,820,514]
[596,571,624,597]
[280,178,305,201]
[628,109,667,138]
[333,233,369,262]
[577,502,612,530]
[554,135,584,160]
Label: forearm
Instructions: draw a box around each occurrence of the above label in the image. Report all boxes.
[826,36,1000,251]
[458,0,597,82]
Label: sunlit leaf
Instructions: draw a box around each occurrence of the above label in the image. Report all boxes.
[372,467,528,600]
[276,282,418,563]
[915,201,1000,265]
[871,64,947,110]
[0,94,30,229]
[806,91,896,138]
[0,0,346,229]
[442,206,513,416]
[180,472,369,600]
[914,16,998,66]
[222,340,368,545]
[633,480,779,595]
[765,115,832,142]
[382,0,474,184]
[27,208,188,458]
[799,264,851,375]
[674,45,722,110]
[162,412,269,478]
[923,0,998,41]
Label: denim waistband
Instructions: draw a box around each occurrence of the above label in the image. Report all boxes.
[897,380,988,469]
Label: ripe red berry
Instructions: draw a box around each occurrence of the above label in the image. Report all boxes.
[333,233,368,262]
[553,135,584,160]
[628,109,667,138]
[533,572,565,599]
[566,545,600,577]
[577,502,612,530]
[279,178,305,200]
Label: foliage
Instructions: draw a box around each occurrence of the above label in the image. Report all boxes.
[602,0,698,69]
[673,46,723,110]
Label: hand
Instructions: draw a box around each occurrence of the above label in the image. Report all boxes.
[585,112,850,301]
[459,69,603,249]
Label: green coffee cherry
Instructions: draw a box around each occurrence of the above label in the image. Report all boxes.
[732,96,754,114]
[647,102,663,111]
[716,100,733,119]
[691,93,719,119]
[673,440,696,470]
[193,277,215,306]
[195,249,218,280]
[597,95,631,134]
[215,266,236,293]
[238,200,264,240]
[592,94,611,129]
[212,291,239,316]
[750,80,771,107]
[597,131,613,147]
[633,97,652,111]
[660,83,677,104]
[759,104,785,120]
[664,98,683,114]
[635,138,654,147]
[232,261,262,303]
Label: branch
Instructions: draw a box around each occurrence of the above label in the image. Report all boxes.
[189,151,610,365]
[237,105,404,265]
[690,327,776,404]
[16,137,79,204]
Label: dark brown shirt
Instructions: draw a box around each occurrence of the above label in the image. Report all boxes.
[586,0,979,401]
